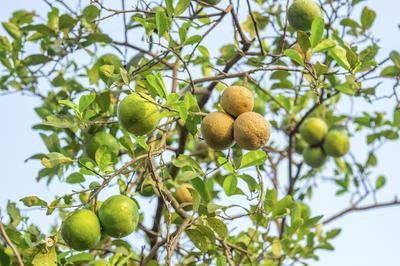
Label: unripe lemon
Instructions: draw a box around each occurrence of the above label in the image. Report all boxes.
[220,86,254,118]
[99,195,139,238]
[118,93,160,136]
[233,112,271,150]
[299,117,327,146]
[201,112,235,150]
[61,209,101,251]
[303,146,326,168]
[288,0,323,32]
[85,131,119,160]
[323,129,350,157]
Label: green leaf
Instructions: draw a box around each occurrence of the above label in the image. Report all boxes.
[166,0,174,16]
[380,66,400,77]
[7,201,21,227]
[340,18,361,28]
[272,195,294,217]
[59,14,77,30]
[86,33,112,44]
[20,196,48,208]
[264,189,277,213]
[43,115,77,128]
[310,17,325,47]
[156,10,168,37]
[173,155,204,175]
[238,174,259,193]
[389,51,400,68]
[326,228,342,239]
[284,49,304,66]
[313,39,336,53]
[207,203,226,213]
[184,35,202,45]
[393,110,400,127]
[186,229,208,252]
[375,175,386,190]
[191,177,210,202]
[216,256,227,266]
[146,74,167,99]
[175,0,191,16]
[41,152,73,168]
[23,54,51,66]
[66,172,85,184]
[2,22,21,39]
[329,46,350,70]
[297,31,311,52]
[83,5,100,21]
[32,247,57,266]
[66,252,95,263]
[207,217,228,239]
[79,91,96,112]
[223,175,238,196]
[303,215,323,227]
[133,135,149,151]
[361,6,376,30]
[240,150,267,169]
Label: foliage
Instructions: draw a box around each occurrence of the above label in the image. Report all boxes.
[0,0,399,265]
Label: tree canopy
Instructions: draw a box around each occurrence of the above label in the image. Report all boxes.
[0,0,399,265]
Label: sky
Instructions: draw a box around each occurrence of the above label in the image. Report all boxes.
[0,0,400,265]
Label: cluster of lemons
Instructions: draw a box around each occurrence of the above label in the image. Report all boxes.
[298,118,350,168]
[202,86,271,151]
[61,195,138,251]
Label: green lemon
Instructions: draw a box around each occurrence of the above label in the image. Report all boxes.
[323,129,350,157]
[303,146,326,168]
[99,195,139,238]
[61,209,101,251]
[85,131,120,160]
[118,93,160,136]
[299,117,328,145]
[288,0,323,32]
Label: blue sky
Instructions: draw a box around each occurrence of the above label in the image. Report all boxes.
[0,0,399,265]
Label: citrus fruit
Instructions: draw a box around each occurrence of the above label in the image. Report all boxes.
[201,112,235,150]
[323,129,350,157]
[299,117,327,145]
[220,86,254,118]
[303,146,326,168]
[85,131,119,160]
[233,112,271,150]
[99,195,139,238]
[288,0,323,32]
[118,93,160,136]
[61,209,101,251]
